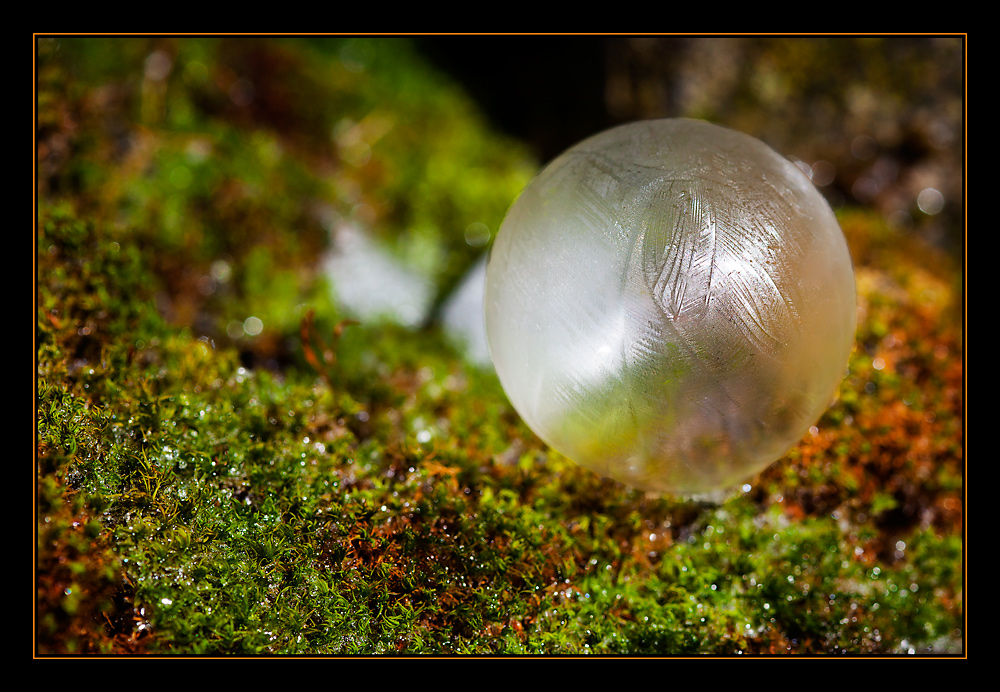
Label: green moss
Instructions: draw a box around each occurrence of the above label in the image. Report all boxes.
[36,37,962,656]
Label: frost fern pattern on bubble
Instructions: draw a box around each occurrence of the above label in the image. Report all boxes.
[485,119,856,494]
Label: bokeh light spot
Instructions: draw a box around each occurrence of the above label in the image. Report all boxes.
[917,187,945,215]
[243,316,263,336]
[852,177,878,202]
[811,160,836,187]
[464,222,491,247]
[144,51,172,81]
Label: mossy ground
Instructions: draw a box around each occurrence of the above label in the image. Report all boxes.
[35,36,964,656]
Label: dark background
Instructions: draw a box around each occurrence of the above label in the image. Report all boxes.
[417,36,965,258]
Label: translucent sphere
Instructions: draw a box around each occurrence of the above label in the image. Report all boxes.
[484,119,856,495]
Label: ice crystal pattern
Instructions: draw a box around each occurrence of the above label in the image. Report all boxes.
[484,119,856,494]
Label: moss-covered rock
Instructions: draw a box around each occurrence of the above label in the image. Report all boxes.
[36,36,963,656]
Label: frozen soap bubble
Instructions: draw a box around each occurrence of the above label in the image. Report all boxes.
[484,119,856,495]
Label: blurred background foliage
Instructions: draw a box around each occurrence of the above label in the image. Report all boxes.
[38,36,538,366]
[37,35,963,361]
[35,35,963,656]
[420,36,963,256]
